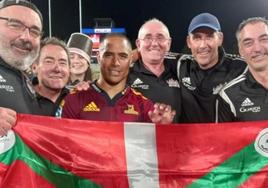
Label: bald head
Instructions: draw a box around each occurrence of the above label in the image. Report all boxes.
[138,18,170,39]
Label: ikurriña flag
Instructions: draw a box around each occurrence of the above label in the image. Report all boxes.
[0,114,267,187]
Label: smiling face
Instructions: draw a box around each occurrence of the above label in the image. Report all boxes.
[0,6,42,70]
[136,20,171,65]
[69,52,89,75]
[238,21,268,72]
[35,44,70,91]
[97,35,132,86]
[187,27,223,69]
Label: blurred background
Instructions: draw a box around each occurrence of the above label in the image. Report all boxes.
[33,0,268,54]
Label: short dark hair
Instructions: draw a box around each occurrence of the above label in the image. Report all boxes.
[35,37,70,64]
[99,33,132,52]
[236,17,268,42]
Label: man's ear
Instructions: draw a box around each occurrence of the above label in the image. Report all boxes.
[31,62,38,74]
[186,35,191,49]
[135,39,141,50]
[166,38,172,52]
[96,51,101,65]
[131,49,140,63]
[217,32,224,46]
[238,43,244,58]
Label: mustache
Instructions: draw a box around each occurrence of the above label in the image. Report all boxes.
[11,39,33,51]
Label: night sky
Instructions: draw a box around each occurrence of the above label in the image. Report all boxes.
[33,0,268,54]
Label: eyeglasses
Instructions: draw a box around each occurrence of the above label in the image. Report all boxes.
[140,35,170,44]
[0,17,42,38]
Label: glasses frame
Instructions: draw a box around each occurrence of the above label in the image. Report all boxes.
[0,16,43,38]
[139,35,171,44]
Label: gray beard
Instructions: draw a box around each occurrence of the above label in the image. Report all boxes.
[0,47,39,71]
[0,34,39,71]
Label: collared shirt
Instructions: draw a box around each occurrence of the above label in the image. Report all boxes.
[36,88,69,116]
[127,59,181,123]
[31,76,69,116]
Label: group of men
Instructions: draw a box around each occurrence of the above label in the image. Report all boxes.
[0,0,175,134]
[0,0,268,135]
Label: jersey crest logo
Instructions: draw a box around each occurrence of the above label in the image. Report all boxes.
[166,78,180,88]
[124,104,138,115]
[83,102,100,112]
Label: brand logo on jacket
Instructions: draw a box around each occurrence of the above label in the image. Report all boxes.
[182,77,196,90]
[132,78,143,85]
[0,85,14,92]
[83,102,100,112]
[131,78,149,90]
[239,98,261,113]
[0,74,14,92]
[0,75,6,83]
[241,98,254,106]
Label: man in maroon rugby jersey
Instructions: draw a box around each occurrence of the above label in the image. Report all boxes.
[58,33,175,123]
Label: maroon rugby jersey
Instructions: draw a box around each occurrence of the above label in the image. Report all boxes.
[61,82,154,122]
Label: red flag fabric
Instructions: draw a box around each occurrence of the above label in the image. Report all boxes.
[0,114,267,187]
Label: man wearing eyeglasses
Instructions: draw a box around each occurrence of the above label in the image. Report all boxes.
[128,18,181,123]
[0,0,43,135]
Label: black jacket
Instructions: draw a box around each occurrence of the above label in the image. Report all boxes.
[177,47,247,123]
[216,71,268,122]
[0,58,43,114]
